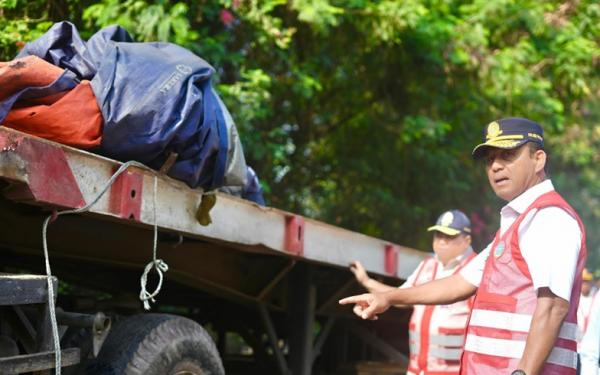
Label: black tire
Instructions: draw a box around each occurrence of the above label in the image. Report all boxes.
[82,314,224,375]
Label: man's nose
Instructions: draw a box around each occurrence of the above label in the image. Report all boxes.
[490,157,504,172]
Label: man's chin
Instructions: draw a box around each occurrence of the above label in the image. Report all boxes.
[492,187,514,202]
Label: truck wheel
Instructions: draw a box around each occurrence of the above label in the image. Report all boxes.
[84,314,224,375]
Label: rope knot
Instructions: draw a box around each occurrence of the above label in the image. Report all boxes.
[139,258,169,310]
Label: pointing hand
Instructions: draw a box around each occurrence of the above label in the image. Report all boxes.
[339,292,390,320]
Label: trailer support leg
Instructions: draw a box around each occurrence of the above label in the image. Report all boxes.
[289,265,316,375]
[258,304,290,375]
[312,316,335,365]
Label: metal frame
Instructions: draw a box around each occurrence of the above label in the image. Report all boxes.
[0,128,424,374]
[0,274,81,373]
[0,127,426,281]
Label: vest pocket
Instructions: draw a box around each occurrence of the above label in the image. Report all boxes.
[467,292,518,369]
[473,291,517,313]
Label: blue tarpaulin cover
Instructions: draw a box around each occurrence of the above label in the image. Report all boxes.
[17,21,232,189]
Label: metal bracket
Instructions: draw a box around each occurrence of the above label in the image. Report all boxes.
[56,311,111,357]
[284,215,305,256]
[108,168,143,221]
[384,244,399,276]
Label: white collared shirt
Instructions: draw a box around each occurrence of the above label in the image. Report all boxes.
[460,180,582,301]
[580,293,600,374]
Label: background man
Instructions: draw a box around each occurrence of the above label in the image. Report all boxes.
[579,289,600,375]
[579,268,597,338]
[350,210,476,375]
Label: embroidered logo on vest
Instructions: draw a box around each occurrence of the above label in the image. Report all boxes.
[494,241,505,258]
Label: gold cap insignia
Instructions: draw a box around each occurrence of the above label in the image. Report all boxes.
[486,121,502,140]
[440,212,454,227]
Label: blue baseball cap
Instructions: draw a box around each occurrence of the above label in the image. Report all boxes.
[427,210,471,236]
[472,117,544,159]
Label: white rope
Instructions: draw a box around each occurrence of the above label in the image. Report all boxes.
[41,160,168,373]
[139,175,169,310]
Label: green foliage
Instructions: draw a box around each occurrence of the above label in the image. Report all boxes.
[2,0,599,272]
[82,0,197,44]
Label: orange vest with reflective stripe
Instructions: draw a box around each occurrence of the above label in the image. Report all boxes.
[408,252,476,375]
[460,191,586,375]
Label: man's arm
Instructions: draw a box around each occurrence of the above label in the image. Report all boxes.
[516,288,570,375]
[339,273,477,319]
[350,261,397,293]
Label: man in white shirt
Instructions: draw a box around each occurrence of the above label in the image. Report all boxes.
[350,210,476,374]
[580,291,600,375]
[340,117,587,375]
[578,269,597,339]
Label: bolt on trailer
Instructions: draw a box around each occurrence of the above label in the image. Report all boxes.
[0,127,426,375]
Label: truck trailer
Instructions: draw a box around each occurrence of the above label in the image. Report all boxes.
[0,127,426,374]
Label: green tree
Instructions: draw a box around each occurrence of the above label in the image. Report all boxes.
[1,0,599,272]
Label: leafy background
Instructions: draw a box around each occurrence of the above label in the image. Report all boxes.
[2,0,599,274]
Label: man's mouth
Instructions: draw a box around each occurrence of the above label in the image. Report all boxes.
[494,177,509,186]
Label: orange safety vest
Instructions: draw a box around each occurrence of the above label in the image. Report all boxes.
[407,251,476,375]
[460,191,586,375]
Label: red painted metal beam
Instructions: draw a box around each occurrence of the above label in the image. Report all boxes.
[1,132,85,209]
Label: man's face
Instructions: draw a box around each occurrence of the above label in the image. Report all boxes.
[582,280,592,296]
[484,145,546,201]
[432,232,470,260]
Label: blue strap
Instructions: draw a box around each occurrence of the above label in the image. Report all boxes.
[205,85,228,189]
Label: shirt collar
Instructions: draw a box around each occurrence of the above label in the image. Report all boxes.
[436,246,474,270]
[503,179,555,215]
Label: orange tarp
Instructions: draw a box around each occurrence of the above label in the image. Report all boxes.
[0,56,102,148]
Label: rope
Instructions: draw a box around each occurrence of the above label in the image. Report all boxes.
[139,175,169,310]
[41,160,168,373]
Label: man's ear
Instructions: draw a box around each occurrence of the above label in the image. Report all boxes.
[534,149,547,175]
[465,235,472,245]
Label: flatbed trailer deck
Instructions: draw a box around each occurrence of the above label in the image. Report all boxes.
[0,127,427,374]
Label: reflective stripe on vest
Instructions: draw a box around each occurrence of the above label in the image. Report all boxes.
[429,333,466,347]
[409,341,419,354]
[409,333,466,355]
[429,347,463,361]
[464,334,578,369]
[468,309,579,341]
[408,252,476,373]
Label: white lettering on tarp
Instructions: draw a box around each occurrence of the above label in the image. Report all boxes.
[159,64,193,94]
[176,64,193,74]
